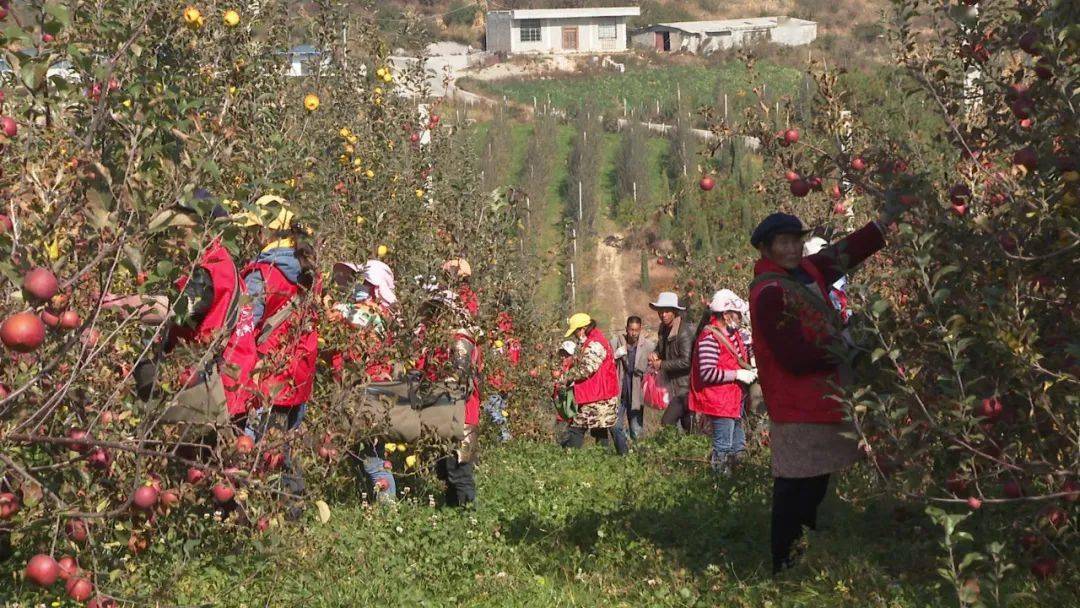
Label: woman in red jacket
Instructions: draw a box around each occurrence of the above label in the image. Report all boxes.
[238,197,320,511]
[689,289,757,475]
[562,313,622,453]
[748,204,903,574]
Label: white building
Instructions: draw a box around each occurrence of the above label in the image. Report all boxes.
[631,17,817,54]
[485,7,640,55]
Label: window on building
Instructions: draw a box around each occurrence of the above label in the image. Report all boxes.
[519,20,541,42]
[598,19,617,40]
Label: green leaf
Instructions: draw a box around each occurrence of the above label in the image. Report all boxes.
[44,1,72,27]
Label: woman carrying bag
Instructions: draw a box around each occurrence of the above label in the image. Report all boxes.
[689,289,757,474]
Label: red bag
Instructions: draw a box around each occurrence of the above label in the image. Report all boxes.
[642,371,669,410]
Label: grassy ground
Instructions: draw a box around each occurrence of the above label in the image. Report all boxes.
[47,430,1061,607]
[462,62,802,121]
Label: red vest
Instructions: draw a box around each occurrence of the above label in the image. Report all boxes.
[454,332,483,426]
[573,328,619,405]
[749,257,844,423]
[170,240,258,417]
[689,320,746,419]
[244,260,321,408]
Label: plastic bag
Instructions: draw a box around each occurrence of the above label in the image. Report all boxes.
[642,371,669,410]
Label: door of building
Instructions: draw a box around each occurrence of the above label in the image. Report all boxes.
[562,27,578,50]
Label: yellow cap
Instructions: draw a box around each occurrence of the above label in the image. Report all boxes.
[565,313,592,338]
[234,195,294,230]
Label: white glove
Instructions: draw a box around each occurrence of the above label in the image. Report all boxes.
[735,369,758,384]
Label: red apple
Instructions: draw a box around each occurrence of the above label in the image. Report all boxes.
[57,555,78,580]
[1039,506,1068,530]
[698,176,715,191]
[67,428,90,453]
[1,311,47,352]
[256,516,270,532]
[979,397,1003,420]
[41,309,61,328]
[807,176,823,191]
[1003,479,1024,499]
[87,448,111,470]
[656,258,665,266]
[22,267,58,301]
[132,485,158,511]
[1034,58,1053,80]
[236,434,255,454]
[87,596,117,608]
[898,194,919,207]
[26,554,60,586]
[212,483,235,504]
[1013,147,1038,170]
[1030,557,1057,579]
[951,203,967,216]
[1019,118,1033,129]
[829,184,842,200]
[789,179,810,197]
[0,492,19,519]
[66,576,94,601]
[262,451,284,471]
[59,310,80,330]
[409,132,420,144]
[0,115,17,137]
[374,478,390,492]
[1019,533,1042,551]
[850,157,866,172]
[833,203,846,215]
[186,467,206,485]
[783,128,799,145]
[160,490,180,509]
[1018,29,1040,55]
[967,496,982,510]
[65,518,88,543]
[383,460,393,470]
[1062,479,1079,503]
[784,169,800,183]
[945,473,969,496]
[42,33,53,43]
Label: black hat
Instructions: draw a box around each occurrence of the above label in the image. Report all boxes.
[750,213,810,248]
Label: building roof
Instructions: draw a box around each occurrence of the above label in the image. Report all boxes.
[640,16,815,35]
[490,7,640,20]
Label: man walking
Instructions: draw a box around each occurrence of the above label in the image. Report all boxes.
[612,316,654,441]
[649,292,695,432]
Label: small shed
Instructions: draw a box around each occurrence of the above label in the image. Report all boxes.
[283,44,327,77]
[485,7,641,55]
[631,17,817,54]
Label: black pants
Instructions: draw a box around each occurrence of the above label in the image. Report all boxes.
[660,393,694,431]
[435,452,476,507]
[771,474,830,573]
[563,426,627,455]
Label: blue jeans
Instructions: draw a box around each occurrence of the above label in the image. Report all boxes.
[611,403,629,455]
[361,441,396,503]
[708,415,745,471]
[625,406,644,440]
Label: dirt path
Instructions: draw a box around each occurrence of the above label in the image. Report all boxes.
[594,233,629,331]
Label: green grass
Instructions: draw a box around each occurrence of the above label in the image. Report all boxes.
[20,433,1065,606]
[462,62,802,121]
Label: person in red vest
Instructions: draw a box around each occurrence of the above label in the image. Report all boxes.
[689,289,757,475]
[562,313,623,453]
[103,198,258,430]
[748,204,904,574]
[442,258,479,317]
[237,196,321,510]
[413,291,483,507]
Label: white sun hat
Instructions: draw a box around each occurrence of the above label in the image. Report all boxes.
[649,291,685,311]
[709,289,748,314]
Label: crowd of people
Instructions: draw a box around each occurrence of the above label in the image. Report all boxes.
[554,202,905,573]
[102,193,490,515]
[103,185,906,574]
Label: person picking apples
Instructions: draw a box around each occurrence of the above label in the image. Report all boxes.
[101,194,259,431]
[237,195,322,519]
[747,200,906,574]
